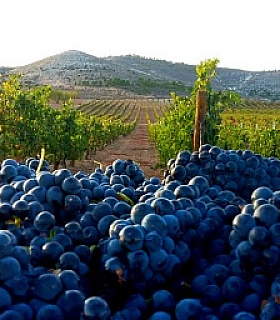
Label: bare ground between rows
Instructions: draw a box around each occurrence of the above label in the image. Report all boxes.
[66,103,166,180]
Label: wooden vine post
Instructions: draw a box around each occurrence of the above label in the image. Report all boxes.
[193,89,207,151]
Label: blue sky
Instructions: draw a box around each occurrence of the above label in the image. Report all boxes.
[1,0,279,71]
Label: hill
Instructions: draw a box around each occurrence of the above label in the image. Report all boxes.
[0,67,12,76]
[1,50,280,100]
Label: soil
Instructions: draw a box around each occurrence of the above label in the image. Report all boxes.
[62,99,168,180]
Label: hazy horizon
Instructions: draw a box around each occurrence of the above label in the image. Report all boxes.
[2,49,273,73]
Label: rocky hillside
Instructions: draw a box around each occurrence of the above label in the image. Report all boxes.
[1,50,280,100]
[0,67,12,76]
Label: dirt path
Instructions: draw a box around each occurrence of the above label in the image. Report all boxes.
[68,100,166,179]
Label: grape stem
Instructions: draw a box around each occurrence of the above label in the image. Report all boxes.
[36,148,46,175]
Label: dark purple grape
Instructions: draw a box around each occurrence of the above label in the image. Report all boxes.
[83,296,110,320]
[34,273,62,301]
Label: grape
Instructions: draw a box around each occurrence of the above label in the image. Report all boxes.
[22,178,39,193]
[119,225,144,251]
[0,165,18,182]
[202,284,222,307]
[240,293,262,314]
[61,176,82,195]
[144,231,163,252]
[0,256,21,281]
[130,203,154,224]
[162,215,180,237]
[97,215,117,238]
[141,213,167,236]
[149,249,169,271]
[222,276,248,303]
[41,240,64,265]
[46,186,64,207]
[253,204,279,227]
[59,252,80,272]
[0,231,12,258]
[0,287,12,311]
[127,250,149,271]
[83,296,110,320]
[151,197,176,215]
[0,310,24,320]
[174,185,196,199]
[11,245,30,268]
[34,274,62,301]
[260,301,280,319]
[57,289,85,320]
[92,202,112,221]
[232,214,256,237]
[0,185,16,202]
[1,149,280,318]
[149,311,172,320]
[37,172,55,189]
[205,264,230,286]
[10,303,33,320]
[58,269,80,291]
[233,312,257,320]
[219,303,241,320]
[151,289,175,313]
[34,211,56,232]
[175,299,203,320]
[113,201,131,217]
[251,186,274,202]
[36,304,64,320]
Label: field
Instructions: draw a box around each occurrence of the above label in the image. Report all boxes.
[2,78,280,180]
[68,98,172,178]
[55,96,280,180]
[219,99,280,156]
[3,79,280,318]
[147,96,280,166]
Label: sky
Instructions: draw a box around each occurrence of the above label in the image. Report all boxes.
[1,0,280,71]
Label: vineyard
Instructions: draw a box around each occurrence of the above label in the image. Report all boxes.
[147,60,280,166]
[149,98,280,165]
[0,76,171,176]
[0,77,138,169]
[219,100,280,156]
[74,98,172,123]
[1,60,280,178]
[2,62,280,319]
[72,98,172,177]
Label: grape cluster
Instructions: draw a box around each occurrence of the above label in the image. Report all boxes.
[0,148,280,319]
[164,144,280,202]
